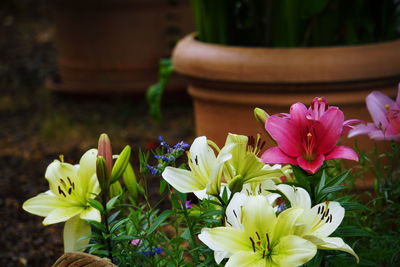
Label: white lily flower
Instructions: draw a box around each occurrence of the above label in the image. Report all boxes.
[276,184,359,263]
[23,149,101,252]
[162,136,234,199]
[199,195,317,266]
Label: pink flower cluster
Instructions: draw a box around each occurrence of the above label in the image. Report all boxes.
[261,97,358,174]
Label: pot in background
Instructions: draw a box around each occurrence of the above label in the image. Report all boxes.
[49,0,194,94]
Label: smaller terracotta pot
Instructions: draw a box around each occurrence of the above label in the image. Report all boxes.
[49,0,194,94]
[52,252,116,267]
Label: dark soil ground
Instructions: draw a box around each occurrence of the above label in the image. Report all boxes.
[0,3,194,266]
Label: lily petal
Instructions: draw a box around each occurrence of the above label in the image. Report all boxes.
[316,107,344,154]
[348,123,378,138]
[273,235,317,267]
[304,235,359,263]
[309,201,344,237]
[77,149,98,192]
[80,206,101,222]
[296,154,325,174]
[63,215,91,252]
[261,147,297,165]
[43,206,83,225]
[162,167,205,193]
[198,227,250,254]
[273,208,304,241]
[325,145,358,162]
[23,192,70,217]
[225,251,266,267]
[266,116,301,157]
[189,136,217,179]
[45,161,78,196]
[226,193,247,229]
[242,195,277,236]
[276,184,311,209]
[366,90,393,129]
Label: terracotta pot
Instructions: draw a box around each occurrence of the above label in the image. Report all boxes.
[52,252,116,267]
[49,0,194,93]
[172,34,400,152]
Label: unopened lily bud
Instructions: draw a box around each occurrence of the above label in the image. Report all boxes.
[111,145,131,183]
[228,175,244,194]
[110,181,123,198]
[254,108,270,128]
[96,156,110,192]
[98,133,113,175]
[122,163,138,199]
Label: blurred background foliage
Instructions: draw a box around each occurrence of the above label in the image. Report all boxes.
[192,0,400,47]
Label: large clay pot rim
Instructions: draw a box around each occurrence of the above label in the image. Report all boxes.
[172,33,400,83]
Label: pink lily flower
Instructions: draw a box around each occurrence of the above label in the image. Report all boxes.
[348,86,400,141]
[261,97,359,174]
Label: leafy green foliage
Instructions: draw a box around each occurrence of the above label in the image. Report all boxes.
[192,0,400,47]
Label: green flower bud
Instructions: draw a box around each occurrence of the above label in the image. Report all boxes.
[111,145,131,183]
[122,163,138,199]
[228,175,244,194]
[96,156,110,192]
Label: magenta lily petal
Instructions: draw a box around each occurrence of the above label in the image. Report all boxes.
[366,91,393,129]
[290,102,309,127]
[325,146,359,162]
[266,116,301,157]
[297,154,325,174]
[261,147,297,165]
[316,108,344,154]
[348,123,377,138]
[396,84,400,105]
[342,119,363,135]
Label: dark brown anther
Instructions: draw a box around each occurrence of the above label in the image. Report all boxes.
[67,177,73,186]
[249,237,256,252]
[256,232,261,240]
[266,233,270,250]
[60,179,66,186]
[58,186,66,197]
[68,188,72,195]
[233,209,238,218]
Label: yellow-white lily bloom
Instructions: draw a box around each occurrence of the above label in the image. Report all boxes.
[23,149,101,252]
[199,195,317,266]
[276,184,359,263]
[162,136,234,199]
[223,134,286,191]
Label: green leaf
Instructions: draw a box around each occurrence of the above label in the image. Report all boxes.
[147,210,174,235]
[291,165,311,192]
[106,195,120,212]
[326,170,351,188]
[320,185,347,195]
[339,201,367,211]
[333,226,375,237]
[146,59,174,121]
[301,0,329,19]
[86,220,106,233]
[111,145,131,183]
[87,199,104,213]
[107,210,121,224]
[316,170,327,196]
[110,218,130,233]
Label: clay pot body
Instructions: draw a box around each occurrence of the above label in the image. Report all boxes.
[50,0,194,93]
[172,34,400,150]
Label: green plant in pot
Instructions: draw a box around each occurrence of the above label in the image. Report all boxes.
[149,0,400,150]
